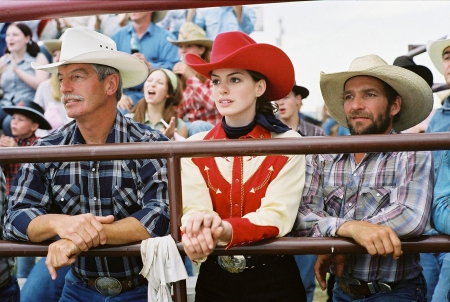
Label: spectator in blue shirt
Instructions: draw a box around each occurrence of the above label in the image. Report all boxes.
[420,34,450,302]
[4,27,170,301]
[193,6,256,40]
[112,11,179,112]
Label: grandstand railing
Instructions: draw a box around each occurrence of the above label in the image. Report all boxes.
[1,132,450,301]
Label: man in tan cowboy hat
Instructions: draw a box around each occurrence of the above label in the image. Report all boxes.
[421,35,450,302]
[294,54,434,301]
[4,27,170,300]
[169,21,222,136]
[112,11,179,113]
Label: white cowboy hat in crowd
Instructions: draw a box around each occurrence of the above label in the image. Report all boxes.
[320,54,433,132]
[427,34,450,76]
[32,27,148,88]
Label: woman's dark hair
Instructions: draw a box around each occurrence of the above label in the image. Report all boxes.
[131,69,182,127]
[5,23,40,57]
[247,70,277,116]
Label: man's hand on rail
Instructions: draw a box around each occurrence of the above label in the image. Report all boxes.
[315,254,346,291]
[46,238,82,280]
[336,220,403,259]
[53,214,114,252]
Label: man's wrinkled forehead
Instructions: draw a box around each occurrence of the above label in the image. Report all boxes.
[343,75,385,91]
[57,63,92,76]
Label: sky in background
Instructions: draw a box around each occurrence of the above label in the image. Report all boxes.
[247,1,450,119]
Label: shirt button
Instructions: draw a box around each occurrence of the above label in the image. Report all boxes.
[60,198,64,201]
[353,173,357,176]
[376,193,380,197]
[235,179,239,183]
[234,204,238,207]
[92,168,95,172]
[93,197,97,201]
[348,203,352,207]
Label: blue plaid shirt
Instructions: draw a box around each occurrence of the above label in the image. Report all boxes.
[4,111,170,279]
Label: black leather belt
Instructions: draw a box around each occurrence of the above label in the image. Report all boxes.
[72,269,146,297]
[338,277,393,298]
[0,275,11,289]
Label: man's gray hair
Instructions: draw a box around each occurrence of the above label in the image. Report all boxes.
[91,64,123,101]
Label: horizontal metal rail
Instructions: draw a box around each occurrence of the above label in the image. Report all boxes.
[0,0,299,22]
[1,236,450,257]
[0,132,449,164]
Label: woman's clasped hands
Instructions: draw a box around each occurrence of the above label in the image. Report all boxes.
[181,212,232,262]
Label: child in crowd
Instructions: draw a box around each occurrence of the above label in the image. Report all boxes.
[0,101,51,193]
[0,101,51,280]
[127,68,188,140]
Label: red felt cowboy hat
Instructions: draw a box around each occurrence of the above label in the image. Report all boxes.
[184,31,294,101]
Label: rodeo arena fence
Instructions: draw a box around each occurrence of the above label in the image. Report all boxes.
[2,1,450,301]
[1,134,450,302]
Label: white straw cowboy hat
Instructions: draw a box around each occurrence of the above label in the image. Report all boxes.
[320,54,433,132]
[427,34,450,75]
[32,27,148,88]
[167,22,213,48]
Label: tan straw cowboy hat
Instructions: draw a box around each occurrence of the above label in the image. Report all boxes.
[32,27,148,88]
[167,22,213,48]
[427,34,450,76]
[43,39,62,55]
[320,54,433,132]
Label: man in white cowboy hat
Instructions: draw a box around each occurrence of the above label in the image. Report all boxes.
[112,11,179,113]
[3,27,170,300]
[294,54,434,301]
[421,35,450,302]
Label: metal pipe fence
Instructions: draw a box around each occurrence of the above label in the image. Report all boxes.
[1,132,450,301]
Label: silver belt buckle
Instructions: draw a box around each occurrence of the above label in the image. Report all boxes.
[94,277,122,297]
[377,282,392,293]
[218,255,246,273]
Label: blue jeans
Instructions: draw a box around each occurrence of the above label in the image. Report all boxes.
[185,256,193,277]
[20,257,69,302]
[295,254,317,302]
[16,257,36,278]
[186,120,214,137]
[332,274,426,302]
[420,252,450,301]
[0,275,20,302]
[60,270,148,301]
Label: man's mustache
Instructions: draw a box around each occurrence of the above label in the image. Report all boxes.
[61,94,84,104]
[347,110,372,119]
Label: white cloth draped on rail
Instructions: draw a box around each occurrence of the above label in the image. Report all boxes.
[140,235,188,302]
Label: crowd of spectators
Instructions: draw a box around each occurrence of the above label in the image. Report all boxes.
[0,4,449,302]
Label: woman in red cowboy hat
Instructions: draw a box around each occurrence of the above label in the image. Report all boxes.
[180,31,307,301]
